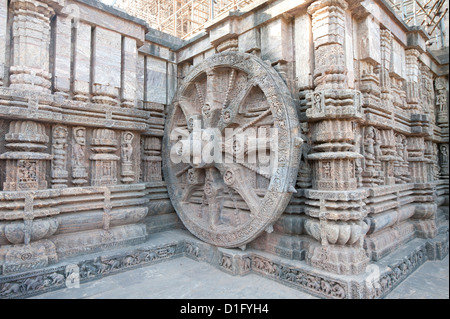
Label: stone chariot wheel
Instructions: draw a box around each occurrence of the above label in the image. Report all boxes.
[163,51,302,248]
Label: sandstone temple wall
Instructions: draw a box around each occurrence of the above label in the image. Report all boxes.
[0,0,448,288]
[0,0,181,274]
[171,0,449,276]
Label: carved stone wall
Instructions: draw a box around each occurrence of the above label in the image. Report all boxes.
[176,0,448,277]
[0,0,179,275]
[0,0,448,293]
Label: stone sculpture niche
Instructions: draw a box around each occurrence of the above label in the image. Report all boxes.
[71,127,89,186]
[121,131,135,183]
[0,121,51,191]
[90,129,120,186]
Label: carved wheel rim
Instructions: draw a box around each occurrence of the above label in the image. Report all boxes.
[163,51,301,248]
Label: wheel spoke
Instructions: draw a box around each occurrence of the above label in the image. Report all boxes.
[203,168,225,228]
[215,163,261,216]
[218,79,257,131]
[181,184,197,202]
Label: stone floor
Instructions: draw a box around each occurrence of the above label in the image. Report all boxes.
[31,254,449,299]
[384,254,449,299]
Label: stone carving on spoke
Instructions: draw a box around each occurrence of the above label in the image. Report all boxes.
[163,51,302,248]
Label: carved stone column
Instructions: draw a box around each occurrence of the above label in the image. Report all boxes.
[73,22,91,102]
[120,131,135,183]
[91,27,121,106]
[419,65,435,123]
[71,126,88,186]
[440,144,449,178]
[121,37,137,108]
[405,49,421,110]
[408,136,437,238]
[407,137,427,184]
[0,120,51,191]
[308,0,347,91]
[90,129,119,186]
[435,77,448,179]
[304,0,369,275]
[436,77,448,126]
[53,14,71,98]
[380,30,393,109]
[0,0,7,86]
[379,129,396,185]
[9,0,63,92]
[361,126,384,187]
[142,136,162,182]
[393,132,411,183]
[51,125,68,188]
[424,140,440,182]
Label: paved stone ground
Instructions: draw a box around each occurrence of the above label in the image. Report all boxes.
[385,255,449,299]
[31,255,449,299]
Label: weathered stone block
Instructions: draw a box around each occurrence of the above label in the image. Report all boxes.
[260,17,293,63]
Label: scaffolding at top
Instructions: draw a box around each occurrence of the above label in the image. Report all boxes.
[105,0,257,39]
[100,0,449,46]
[387,0,449,48]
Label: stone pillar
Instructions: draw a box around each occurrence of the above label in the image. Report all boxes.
[91,26,121,106]
[420,65,435,123]
[357,15,381,112]
[0,120,51,191]
[361,126,384,186]
[51,124,68,188]
[308,0,347,91]
[0,0,7,86]
[120,131,135,183]
[9,0,63,93]
[90,128,119,186]
[142,136,162,182]
[435,76,448,179]
[379,129,396,185]
[440,144,449,178]
[72,22,91,102]
[71,126,88,186]
[424,140,439,182]
[121,37,137,108]
[407,136,427,183]
[408,136,437,238]
[436,77,448,125]
[405,49,421,110]
[393,132,411,183]
[380,30,393,104]
[304,0,369,275]
[53,14,71,97]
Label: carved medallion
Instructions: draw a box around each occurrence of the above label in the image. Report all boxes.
[163,51,301,248]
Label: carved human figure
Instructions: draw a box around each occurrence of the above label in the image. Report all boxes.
[373,129,382,161]
[71,127,88,185]
[51,125,69,188]
[297,131,312,188]
[121,132,134,163]
[395,134,404,159]
[441,145,448,165]
[364,127,376,161]
[437,93,447,113]
[402,137,408,162]
[73,128,86,167]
